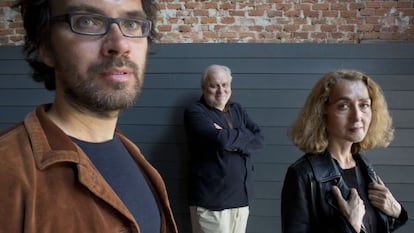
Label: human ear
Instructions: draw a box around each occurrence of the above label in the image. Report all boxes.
[38,44,56,67]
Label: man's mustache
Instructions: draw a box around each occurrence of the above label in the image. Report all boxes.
[88,57,139,74]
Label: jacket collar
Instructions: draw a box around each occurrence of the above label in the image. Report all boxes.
[306,150,342,182]
[23,104,140,226]
[307,150,376,182]
[307,150,378,203]
[24,104,80,170]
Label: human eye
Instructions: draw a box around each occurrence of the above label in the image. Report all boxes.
[122,19,141,30]
[72,14,105,31]
[336,102,350,111]
[120,18,148,36]
[208,84,217,89]
[360,101,371,110]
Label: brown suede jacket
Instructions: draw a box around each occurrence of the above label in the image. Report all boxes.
[0,104,178,233]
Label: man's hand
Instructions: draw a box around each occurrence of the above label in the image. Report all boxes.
[332,186,365,232]
[368,176,401,218]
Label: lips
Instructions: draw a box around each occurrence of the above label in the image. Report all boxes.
[101,67,132,82]
[350,126,364,133]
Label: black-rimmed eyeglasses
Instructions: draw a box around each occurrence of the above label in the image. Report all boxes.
[49,13,152,38]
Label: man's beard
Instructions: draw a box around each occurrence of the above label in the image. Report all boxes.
[62,57,143,116]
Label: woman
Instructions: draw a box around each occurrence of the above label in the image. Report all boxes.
[281,70,408,233]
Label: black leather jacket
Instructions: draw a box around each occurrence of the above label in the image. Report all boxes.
[281,151,407,233]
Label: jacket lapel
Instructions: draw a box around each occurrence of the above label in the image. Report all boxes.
[307,151,351,199]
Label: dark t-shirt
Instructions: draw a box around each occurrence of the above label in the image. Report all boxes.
[72,135,160,233]
[341,165,378,233]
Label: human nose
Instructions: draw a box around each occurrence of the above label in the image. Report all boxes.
[101,24,131,57]
[351,105,362,121]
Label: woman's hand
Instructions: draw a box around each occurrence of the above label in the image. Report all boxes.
[368,176,401,218]
[332,186,365,232]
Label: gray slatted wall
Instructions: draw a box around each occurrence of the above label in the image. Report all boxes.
[0,44,413,233]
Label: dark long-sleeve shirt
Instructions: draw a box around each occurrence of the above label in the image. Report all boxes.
[184,97,264,210]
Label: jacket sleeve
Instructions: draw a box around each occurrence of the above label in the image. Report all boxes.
[234,106,264,155]
[184,103,263,156]
[281,165,314,233]
[215,103,264,155]
[389,204,408,232]
[0,165,26,232]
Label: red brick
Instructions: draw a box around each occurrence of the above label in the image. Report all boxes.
[331,32,345,39]
[323,10,339,18]
[200,17,217,24]
[166,3,182,10]
[292,32,309,39]
[203,2,218,9]
[220,2,236,10]
[383,2,398,9]
[296,3,312,11]
[338,25,355,32]
[285,10,300,17]
[358,24,374,32]
[366,2,381,9]
[365,16,380,24]
[276,3,293,11]
[397,2,413,8]
[239,32,256,39]
[321,25,337,32]
[267,10,283,17]
[401,9,414,16]
[302,25,317,32]
[311,32,327,40]
[178,25,192,33]
[248,10,265,17]
[184,2,200,9]
[303,9,319,18]
[193,10,209,17]
[229,10,245,17]
[331,3,347,11]
[157,25,172,32]
[249,26,264,32]
[350,3,365,10]
[284,24,300,32]
[341,10,357,18]
[220,31,237,39]
[375,9,388,16]
[184,17,198,24]
[265,25,283,32]
[219,17,234,24]
[312,3,329,11]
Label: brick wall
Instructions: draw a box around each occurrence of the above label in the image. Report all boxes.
[1,0,413,45]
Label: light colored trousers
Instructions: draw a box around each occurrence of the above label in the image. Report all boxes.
[190,206,249,233]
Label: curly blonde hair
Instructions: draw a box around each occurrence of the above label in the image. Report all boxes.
[289,70,394,154]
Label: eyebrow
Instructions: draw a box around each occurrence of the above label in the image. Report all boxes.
[334,97,371,102]
[63,4,147,18]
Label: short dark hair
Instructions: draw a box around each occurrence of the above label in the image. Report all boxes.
[14,0,158,91]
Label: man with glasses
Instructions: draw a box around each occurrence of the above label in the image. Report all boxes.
[0,0,177,232]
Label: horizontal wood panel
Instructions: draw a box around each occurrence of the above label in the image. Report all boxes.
[142,74,414,91]
[148,43,414,59]
[132,89,414,109]
[147,58,414,75]
[247,216,280,233]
